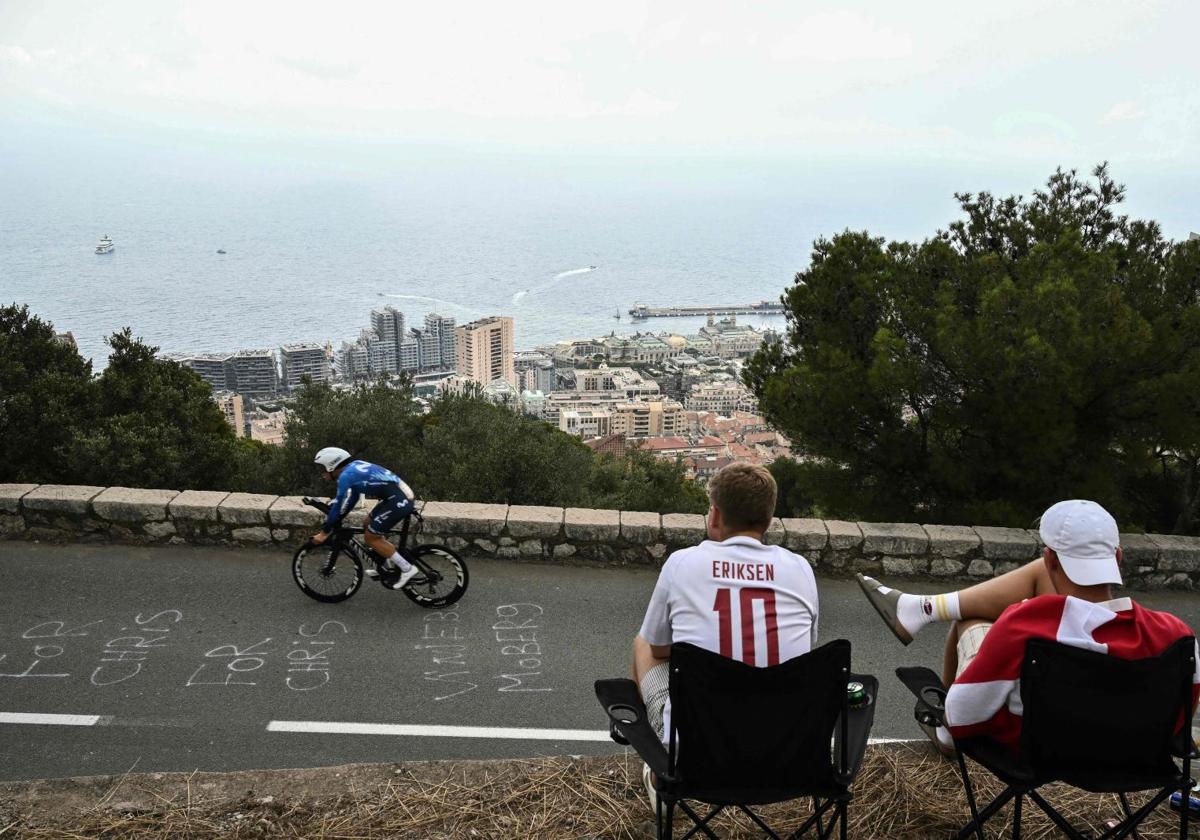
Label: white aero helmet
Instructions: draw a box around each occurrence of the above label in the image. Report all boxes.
[314,446,352,472]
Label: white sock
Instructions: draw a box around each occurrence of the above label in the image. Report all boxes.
[893,589,962,636]
[385,552,413,573]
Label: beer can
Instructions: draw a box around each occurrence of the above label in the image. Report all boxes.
[846,681,869,708]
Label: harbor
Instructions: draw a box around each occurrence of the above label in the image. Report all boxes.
[628,300,785,319]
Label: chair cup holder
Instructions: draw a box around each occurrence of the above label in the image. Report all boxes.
[606,704,640,745]
[920,686,947,711]
[607,704,640,725]
[915,686,947,727]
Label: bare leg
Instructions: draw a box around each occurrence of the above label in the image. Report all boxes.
[363,531,416,586]
[363,531,396,559]
[956,556,1054,621]
[941,622,961,688]
[631,634,669,685]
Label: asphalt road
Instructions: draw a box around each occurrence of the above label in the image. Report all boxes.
[2,542,1199,782]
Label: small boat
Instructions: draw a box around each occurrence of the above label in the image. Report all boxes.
[95,235,114,255]
[613,309,621,320]
[216,249,226,254]
[589,264,597,270]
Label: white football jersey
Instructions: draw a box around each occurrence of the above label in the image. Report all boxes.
[639,536,819,666]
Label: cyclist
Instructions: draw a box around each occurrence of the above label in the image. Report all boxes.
[310,447,419,589]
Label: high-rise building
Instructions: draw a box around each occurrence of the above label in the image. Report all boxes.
[559,409,612,438]
[368,307,404,373]
[609,399,686,439]
[515,351,556,393]
[424,313,457,370]
[365,332,397,375]
[417,329,440,369]
[213,391,245,436]
[224,349,279,398]
[335,340,369,381]
[456,316,515,386]
[398,334,420,371]
[280,343,332,389]
[371,306,405,347]
[519,362,555,394]
[173,353,234,391]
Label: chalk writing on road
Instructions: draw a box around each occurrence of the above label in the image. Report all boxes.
[493,604,552,693]
[416,610,477,701]
[286,620,347,691]
[186,638,273,687]
[91,610,184,686]
[0,619,102,679]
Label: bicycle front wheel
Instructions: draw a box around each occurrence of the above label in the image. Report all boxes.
[292,541,363,603]
[399,544,469,608]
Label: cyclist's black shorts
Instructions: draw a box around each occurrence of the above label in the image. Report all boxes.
[366,494,414,535]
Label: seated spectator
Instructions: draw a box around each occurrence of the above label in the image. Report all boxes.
[858,499,1198,754]
[632,463,819,802]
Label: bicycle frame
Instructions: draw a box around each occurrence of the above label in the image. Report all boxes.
[304,496,422,569]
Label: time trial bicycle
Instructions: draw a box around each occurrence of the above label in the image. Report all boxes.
[292,497,468,608]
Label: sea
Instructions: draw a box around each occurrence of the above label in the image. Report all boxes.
[3,136,1196,367]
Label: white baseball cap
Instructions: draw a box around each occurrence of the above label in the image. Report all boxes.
[1038,499,1122,586]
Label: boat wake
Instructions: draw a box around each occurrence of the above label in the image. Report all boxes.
[379,292,476,313]
[553,266,597,280]
[512,290,529,304]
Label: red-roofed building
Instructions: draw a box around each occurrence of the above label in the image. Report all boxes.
[743,431,778,446]
[687,455,737,481]
[585,433,627,456]
[728,443,758,461]
[639,435,691,453]
[638,435,727,461]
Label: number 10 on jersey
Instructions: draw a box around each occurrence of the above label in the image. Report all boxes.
[713,587,779,666]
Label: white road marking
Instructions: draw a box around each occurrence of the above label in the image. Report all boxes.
[0,712,931,744]
[268,720,613,741]
[268,721,928,746]
[0,712,100,726]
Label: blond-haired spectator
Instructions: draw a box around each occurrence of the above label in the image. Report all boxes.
[632,463,820,807]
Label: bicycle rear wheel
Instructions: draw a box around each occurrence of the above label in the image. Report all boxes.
[399,544,469,608]
[293,541,363,603]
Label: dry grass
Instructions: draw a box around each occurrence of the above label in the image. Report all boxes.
[0,746,1189,838]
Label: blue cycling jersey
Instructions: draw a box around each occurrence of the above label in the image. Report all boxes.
[324,460,414,530]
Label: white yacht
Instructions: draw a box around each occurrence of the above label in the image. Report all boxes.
[95,235,114,255]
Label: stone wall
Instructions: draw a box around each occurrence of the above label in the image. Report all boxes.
[3,483,1200,589]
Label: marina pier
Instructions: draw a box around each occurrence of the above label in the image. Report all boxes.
[628,301,785,319]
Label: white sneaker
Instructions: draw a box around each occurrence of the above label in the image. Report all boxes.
[388,565,420,590]
[364,567,379,579]
[642,762,658,813]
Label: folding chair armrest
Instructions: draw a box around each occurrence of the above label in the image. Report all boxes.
[896,666,948,728]
[835,673,879,784]
[594,678,673,780]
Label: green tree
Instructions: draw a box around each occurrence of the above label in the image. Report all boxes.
[68,329,249,490]
[767,457,816,519]
[589,448,708,514]
[0,305,96,483]
[413,394,597,506]
[744,165,1200,532]
[267,378,423,495]
[270,383,707,512]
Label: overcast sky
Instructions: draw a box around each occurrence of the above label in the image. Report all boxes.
[1,0,1197,169]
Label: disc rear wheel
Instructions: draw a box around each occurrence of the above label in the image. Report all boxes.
[398,544,468,608]
[292,542,363,603]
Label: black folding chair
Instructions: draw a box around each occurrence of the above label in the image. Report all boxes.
[897,635,1197,840]
[595,639,878,839]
